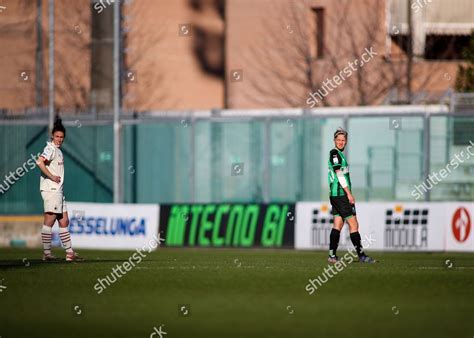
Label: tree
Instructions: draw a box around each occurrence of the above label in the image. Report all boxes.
[238,0,443,108]
[455,32,474,92]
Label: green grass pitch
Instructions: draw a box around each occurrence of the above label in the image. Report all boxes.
[0,248,473,338]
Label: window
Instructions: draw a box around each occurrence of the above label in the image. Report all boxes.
[310,7,325,59]
[391,34,470,60]
[91,0,115,110]
[453,118,474,146]
[425,35,471,60]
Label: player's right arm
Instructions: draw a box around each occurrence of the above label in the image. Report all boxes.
[37,146,61,183]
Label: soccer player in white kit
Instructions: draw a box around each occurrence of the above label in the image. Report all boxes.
[36,118,83,261]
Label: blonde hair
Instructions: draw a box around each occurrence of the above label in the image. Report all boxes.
[333,127,348,139]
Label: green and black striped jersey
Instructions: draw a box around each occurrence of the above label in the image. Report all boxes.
[327,148,352,197]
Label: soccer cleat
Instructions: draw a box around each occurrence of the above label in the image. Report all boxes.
[42,253,59,261]
[359,255,376,263]
[66,252,84,262]
[327,256,339,264]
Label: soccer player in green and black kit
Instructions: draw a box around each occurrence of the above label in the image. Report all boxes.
[327,128,375,263]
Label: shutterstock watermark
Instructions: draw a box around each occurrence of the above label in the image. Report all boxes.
[93,0,115,14]
[305,233,376,295]
[411,140,474,200]
[0,152,41,195]
[149,324,167,338]
[411,0,432,13]
[307,47,378,108]
[93,233,165,294]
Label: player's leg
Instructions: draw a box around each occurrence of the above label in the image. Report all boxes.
[328,197,344,262]
[346,213,376,263]
[41,212,57,260]
[346,215,365,257]
[337,196,375,263]
[57,212,73,254]
[41,191,59,261]
[328,215,343,262]
[58,195,83,261]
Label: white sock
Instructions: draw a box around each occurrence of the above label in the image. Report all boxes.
[41,225,52,255]
[59,227,74,254]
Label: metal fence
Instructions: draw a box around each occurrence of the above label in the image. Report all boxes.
[1,104,474,215]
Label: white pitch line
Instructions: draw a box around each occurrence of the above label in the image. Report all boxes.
[418,267,474,270]
[134,265,257,270]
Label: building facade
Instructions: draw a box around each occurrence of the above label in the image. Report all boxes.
[0,0,472,113]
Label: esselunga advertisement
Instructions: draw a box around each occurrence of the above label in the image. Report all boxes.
[63,202,160,250]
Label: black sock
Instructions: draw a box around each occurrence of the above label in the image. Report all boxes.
[329,228,340,257]
[350,231,366,257]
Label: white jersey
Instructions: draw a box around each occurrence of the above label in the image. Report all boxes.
[40,141,65,192]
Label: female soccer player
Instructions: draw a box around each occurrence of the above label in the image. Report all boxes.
[37,117,83,262]
[327,128,375,263]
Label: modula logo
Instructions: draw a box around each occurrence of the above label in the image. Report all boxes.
[384,205,428,249]
[451,207,471,243]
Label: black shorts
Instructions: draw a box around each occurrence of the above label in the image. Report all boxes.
[330,195,356,220]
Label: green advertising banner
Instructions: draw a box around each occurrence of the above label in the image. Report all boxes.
[160,204,295,248]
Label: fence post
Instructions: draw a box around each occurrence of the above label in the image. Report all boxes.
[263,117,270,203]
[190,115,196,203]
[423,112,431,201]
[113,0,122,203]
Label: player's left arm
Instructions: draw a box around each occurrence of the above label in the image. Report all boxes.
[330,150,355,203]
